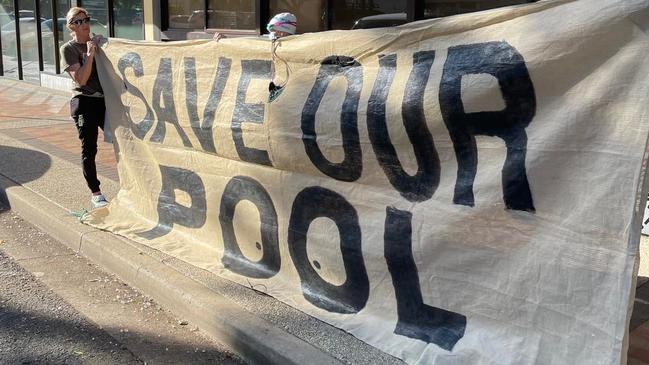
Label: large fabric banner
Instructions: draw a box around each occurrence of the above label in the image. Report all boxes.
[89,0,649,363]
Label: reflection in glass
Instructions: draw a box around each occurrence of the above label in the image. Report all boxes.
[270,0,325,33]
[40,0,71,74]
[18,0,40,83]
[0,1,18,78]
[424,0,531,18]
[79,0,109,37]
[330,0,406,30]
[207,0,254,30]
[58,0,72,74]
[40,0,55,73]
[55,0,72,72]
[167,0,202,29]
[114,0,143,39]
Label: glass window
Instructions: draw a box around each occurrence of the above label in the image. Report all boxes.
[424,0,532,18]
[167,0,202,29]
[39,0,70,74]
[79,0,109,37]
[1,0,18,79]
[57,0,72,70]
[330,0,406,30]
[269,0,325,33]
[40,0,55,73]
[114,0,143,39]
[18,0,39,83]
[207,0,255,30]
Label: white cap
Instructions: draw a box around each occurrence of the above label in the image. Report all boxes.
[267,12,297,37]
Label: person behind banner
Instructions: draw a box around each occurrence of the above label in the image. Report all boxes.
[213,13,297,102]
[213,12,297,41]
[60,7,109,209]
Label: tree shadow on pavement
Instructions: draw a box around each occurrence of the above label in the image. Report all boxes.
[0,145,51,211]
[0,301,243,364]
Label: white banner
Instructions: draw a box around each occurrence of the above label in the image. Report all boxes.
[90,0,649,363]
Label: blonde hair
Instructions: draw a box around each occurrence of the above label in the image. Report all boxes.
[65,7,88,31]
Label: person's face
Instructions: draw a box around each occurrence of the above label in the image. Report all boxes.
[275,30,291,38]
[69,12,91,36]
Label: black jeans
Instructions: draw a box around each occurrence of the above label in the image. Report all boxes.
[70,95,106,194]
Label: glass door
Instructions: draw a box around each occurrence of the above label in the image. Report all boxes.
[18,0,40,83]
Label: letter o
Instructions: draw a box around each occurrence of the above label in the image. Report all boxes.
[219,176,280,278]
[288,186,369,313]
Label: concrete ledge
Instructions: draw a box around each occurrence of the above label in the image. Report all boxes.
[0,174,342,365]
[40,72,73,93]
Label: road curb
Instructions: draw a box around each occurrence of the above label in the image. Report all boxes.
[0,175,343,365]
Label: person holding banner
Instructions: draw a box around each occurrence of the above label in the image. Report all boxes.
[60,7,109,208]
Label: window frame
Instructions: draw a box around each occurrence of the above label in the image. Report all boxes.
[161,0,537,37]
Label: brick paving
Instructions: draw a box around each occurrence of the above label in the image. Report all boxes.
[0,81,70,122]
[0,77,648,362]
[3,125,119,182]
[0,79,117,182]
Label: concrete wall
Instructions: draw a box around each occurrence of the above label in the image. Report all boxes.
[40,73,73,93]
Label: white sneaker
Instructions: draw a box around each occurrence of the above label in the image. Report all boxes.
[91,194,109,208]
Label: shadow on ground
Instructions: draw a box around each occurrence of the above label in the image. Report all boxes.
[0,145,51,209]
[0,301,242,364]
[0,145,51,184]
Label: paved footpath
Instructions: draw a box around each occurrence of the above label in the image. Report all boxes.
[0,77,647,364]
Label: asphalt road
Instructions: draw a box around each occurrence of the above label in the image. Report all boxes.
[0,204,245,364]
[0,247,141,364]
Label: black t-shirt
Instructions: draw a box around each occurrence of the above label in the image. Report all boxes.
[60,40,103,97]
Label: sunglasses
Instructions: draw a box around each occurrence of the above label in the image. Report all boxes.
[70,16,91,26]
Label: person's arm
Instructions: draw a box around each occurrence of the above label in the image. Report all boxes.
[66,40,97,86]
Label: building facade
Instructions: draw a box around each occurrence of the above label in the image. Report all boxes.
[0,0,534,86]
